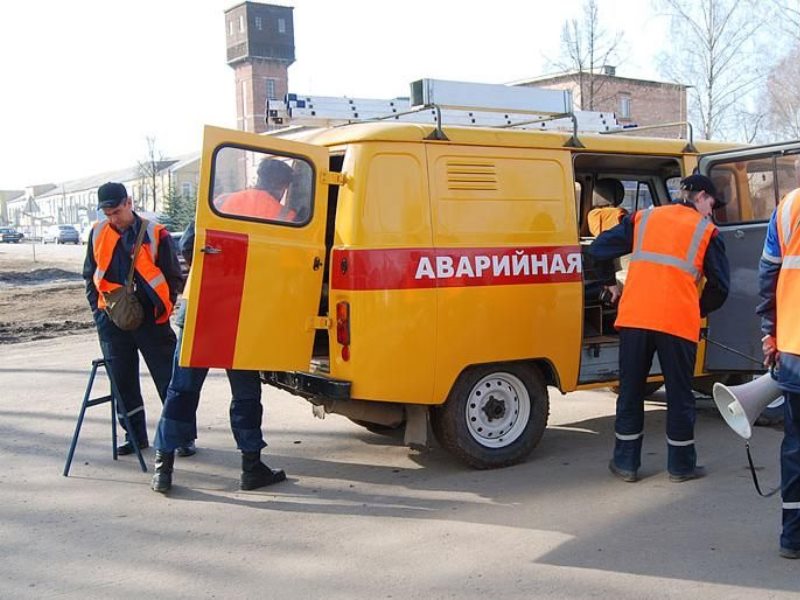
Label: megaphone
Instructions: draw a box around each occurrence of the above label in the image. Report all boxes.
[712,373,783,439]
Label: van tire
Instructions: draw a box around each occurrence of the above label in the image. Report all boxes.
[431,363,549,469]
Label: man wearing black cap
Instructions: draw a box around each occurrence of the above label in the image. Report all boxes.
[82,182,184,455]
[588,173,730,484]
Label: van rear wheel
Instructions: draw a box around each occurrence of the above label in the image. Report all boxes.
[432,363,549,469]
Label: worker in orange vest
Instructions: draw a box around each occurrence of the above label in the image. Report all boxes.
[757,186,800,559]
[217,158,296,221]
[83,182,186,455]
[589,174,730,483]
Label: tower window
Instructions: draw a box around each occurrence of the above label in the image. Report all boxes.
[228,20,233,36]
[278,18,286,33]
[239,15,245,32]
[255,16,263,30]
[266,78,277,100]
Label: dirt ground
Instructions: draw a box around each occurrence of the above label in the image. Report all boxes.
[0,243,93,344]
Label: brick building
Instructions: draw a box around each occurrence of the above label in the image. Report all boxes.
[512,67,688,138]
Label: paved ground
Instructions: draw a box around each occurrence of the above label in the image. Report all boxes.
[0,330,796,599]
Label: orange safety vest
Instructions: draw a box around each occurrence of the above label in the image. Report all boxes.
[774,189,800,354]
[219,188,295,221]
[615,204,716,342]
[91,220,173,324]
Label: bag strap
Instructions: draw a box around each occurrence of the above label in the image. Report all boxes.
[126,218,149,291]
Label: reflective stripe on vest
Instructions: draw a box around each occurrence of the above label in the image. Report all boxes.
[615,204,715,342]
[630,209,709,282]
[775,189,800,353]
[91,220,173,324]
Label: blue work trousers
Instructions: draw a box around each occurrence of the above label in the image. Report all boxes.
[613,327,698,476]
[153,325,266,453]
[782,391,800,551]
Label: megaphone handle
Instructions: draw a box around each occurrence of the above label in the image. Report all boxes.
[745,442,780,498]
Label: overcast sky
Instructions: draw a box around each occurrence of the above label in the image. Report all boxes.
[0,0,668,190]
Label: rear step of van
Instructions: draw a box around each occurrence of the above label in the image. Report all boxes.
[263,370,351,400]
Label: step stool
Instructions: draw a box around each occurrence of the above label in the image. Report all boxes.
[63,357,148,476]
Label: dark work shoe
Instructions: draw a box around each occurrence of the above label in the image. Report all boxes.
[669,466,706,483]
[240,451,286,490]
[151,451,175,493]
[176,441,197,457]
[117,440,149,456]
[779,546,800,559]
[608,460,638,483]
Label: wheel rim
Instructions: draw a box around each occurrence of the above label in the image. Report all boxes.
[464,372,531,448]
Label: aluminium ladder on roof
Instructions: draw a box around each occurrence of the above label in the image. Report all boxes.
[273,93,619,133]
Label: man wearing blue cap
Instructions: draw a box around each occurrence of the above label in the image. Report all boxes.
[83,182,185,455]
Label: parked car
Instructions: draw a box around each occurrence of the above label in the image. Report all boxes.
[0,227,24,243]
[43,224,80,244]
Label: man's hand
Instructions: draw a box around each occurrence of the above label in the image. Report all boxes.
[601,284,621,305]
[761,334,779,368]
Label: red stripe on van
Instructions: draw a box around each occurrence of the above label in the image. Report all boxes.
[190,230,249,368]
[331,246,582,290]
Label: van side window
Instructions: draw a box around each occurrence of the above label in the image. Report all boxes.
[619,179,654,212]
[211,146,313,225]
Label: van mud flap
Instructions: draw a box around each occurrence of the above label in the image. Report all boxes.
[262,371,351,400]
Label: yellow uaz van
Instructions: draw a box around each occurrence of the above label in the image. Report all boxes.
[180,95,787,468]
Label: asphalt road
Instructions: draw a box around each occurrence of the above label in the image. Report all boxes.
[0,331,796,599]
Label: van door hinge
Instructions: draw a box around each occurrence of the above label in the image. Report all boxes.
[307,316,332,331]
[320,171,346,186]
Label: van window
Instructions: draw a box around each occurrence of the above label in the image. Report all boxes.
[619,179,654,212]
[708,154,799,223]
[211,146,313,225]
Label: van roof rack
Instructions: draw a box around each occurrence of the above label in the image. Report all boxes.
[267,79,620,146]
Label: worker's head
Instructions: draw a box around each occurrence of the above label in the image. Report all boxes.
[97,182,135,230]
[679,174,724,218]
[256,158,294,199]
[592,178,625,208]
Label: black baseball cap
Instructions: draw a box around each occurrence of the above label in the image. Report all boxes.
[97,182,128,209]
[680,174,725,209]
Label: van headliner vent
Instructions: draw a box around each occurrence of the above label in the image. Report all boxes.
[446,161,498,191]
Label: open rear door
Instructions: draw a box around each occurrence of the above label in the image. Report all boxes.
[698,141,800,371]
[180,125,330,371]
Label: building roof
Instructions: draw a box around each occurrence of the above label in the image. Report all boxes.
[509,70,687,89]
[36,161,178,198]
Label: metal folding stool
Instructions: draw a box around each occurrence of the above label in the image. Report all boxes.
[63,357,147,476]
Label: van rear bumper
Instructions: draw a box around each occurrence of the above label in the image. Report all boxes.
[262,371,351,400]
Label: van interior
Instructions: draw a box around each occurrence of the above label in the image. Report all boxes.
[574,153,683,384]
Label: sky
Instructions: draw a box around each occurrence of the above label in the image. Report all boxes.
[0,0,669,190]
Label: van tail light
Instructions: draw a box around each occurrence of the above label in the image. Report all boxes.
[336,301,350,361]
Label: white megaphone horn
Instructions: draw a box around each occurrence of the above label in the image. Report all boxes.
[712,373,783,440]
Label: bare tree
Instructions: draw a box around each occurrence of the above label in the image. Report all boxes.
[764,44,800,139]
[137,136,164,213]
[655,0,766,140]
[555,0,623,110]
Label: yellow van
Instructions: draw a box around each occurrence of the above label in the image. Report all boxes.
[180,92,783,468]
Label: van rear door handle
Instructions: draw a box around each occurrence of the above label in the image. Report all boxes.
[201,245,222,254]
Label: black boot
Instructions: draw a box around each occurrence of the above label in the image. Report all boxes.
[151,451,175,493]
[240,451,286,490]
